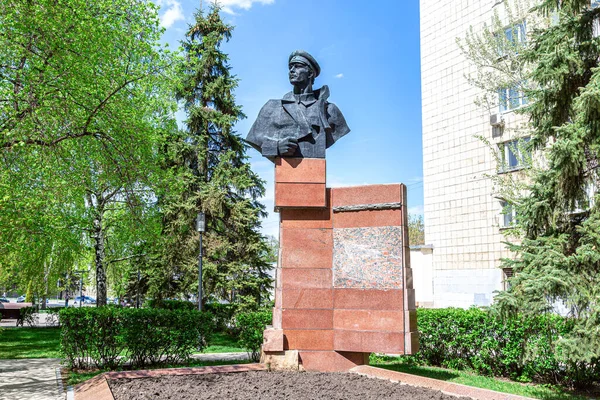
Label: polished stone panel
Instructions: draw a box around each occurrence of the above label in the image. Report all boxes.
[333,226,404,289]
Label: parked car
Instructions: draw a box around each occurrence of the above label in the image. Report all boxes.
[0,297,9,303]
[16,295,25,303]
[74,296,96,304]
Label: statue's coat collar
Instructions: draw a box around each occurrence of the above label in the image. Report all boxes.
[282,86,330,107]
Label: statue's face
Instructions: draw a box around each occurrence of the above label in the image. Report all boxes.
[289,62,313,86]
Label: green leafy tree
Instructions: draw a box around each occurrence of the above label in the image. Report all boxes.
[25,281,34,304]
[0,0,177,305]
[408,214,425,246]
[495,0,600,365]
[462,0,600,370]
[152,5,272,309]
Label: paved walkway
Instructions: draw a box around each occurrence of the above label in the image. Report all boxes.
[0,313,59,328]
[0,353,248,400]
[0,358,63,400]
[0,353,249,400]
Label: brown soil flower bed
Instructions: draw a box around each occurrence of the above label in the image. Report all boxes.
[109,371,472,400]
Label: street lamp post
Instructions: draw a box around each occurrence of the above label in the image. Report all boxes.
[136,267,141,309]
[79,275,83,307]
[196,212,205,311]
[72,270,85,307]
[64,273,69,308]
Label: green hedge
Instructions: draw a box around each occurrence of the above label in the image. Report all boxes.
[145,299,196,311]
[60,307,214,370]
[146,300,238,334]
[236,310,272,362]
[411,308,599,387]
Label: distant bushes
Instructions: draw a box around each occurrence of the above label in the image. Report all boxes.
[235,310,272,362]
[205,303,238,333]
[408,308,599,387]
[60,307,214,370]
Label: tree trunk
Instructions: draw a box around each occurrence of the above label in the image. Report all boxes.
[93,210,107,306]
[42,260,48,310]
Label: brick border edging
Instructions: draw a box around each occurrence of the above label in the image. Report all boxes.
[350,366,536,400]
[73,363,267,400]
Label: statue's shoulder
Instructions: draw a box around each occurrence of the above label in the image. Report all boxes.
[255,99,281,119]
[326,101,343,115]
[259,96,288,112]
[263,99,282,107]
[281,91,294,102]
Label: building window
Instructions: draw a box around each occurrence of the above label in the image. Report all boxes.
[497,21,526,58]
[498,137,530,172]
[502,268,514,291]
[498,85,528,113]
[505,21,526,45]
[500,200,517,227]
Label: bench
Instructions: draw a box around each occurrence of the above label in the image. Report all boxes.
[0,303,33,325]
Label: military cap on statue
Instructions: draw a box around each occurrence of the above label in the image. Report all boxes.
[288,50,321,77]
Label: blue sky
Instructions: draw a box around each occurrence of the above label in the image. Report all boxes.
[156,0,423,238]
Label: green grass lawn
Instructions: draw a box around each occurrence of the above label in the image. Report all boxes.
[203,332,245,353]
[0,327,61,359]
[0,327,245,359]
[370,358,593,400]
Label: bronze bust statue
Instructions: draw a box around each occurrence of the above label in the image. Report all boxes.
[245,50,350,160]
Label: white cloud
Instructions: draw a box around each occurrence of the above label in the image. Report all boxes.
[215,0,275,14]
[159,0,184,28]
[335,73,344,79]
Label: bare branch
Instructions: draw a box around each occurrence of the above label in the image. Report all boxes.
[108,253,147,264]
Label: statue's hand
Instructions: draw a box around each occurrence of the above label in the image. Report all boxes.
[278,137,298,156]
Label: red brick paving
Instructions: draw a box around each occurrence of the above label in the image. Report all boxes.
[74,374,114,400]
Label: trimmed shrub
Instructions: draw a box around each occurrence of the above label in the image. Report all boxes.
[19,306,38,327]
[409,308,599,387]
[148,301,238,333]
[236,310,272,362]
[60,307,214,370]
[60,307,125,369]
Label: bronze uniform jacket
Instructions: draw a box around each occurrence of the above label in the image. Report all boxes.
[245,85,350,159]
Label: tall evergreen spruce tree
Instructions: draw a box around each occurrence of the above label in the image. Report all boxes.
[492,0,600,368]
[154,5,271,308]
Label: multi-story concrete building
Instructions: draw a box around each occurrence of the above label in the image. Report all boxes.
[419,0,528,308]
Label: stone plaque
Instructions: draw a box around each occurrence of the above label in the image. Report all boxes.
[333,226,404,289]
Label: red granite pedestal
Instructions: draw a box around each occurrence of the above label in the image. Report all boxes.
[262,158,418,372]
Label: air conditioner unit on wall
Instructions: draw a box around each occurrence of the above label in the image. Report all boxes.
[490,114,504,127]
